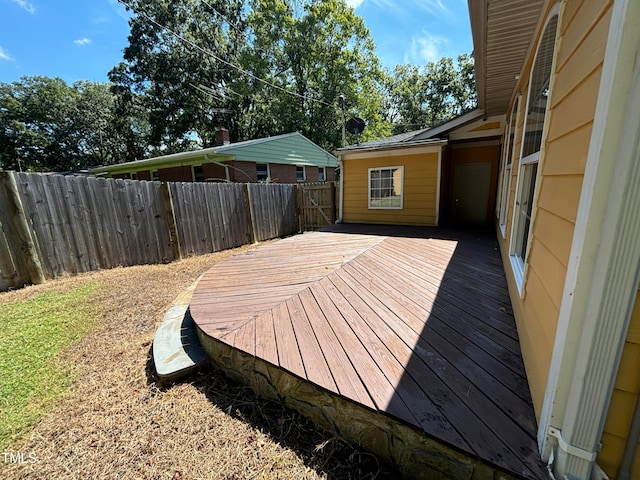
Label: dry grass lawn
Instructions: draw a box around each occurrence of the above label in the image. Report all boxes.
[1,243,396,480]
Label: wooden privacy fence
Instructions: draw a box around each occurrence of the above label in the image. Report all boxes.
[0,172,322,292]
[297,182,337,231]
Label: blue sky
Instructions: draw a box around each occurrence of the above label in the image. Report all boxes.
[0,0,473,85]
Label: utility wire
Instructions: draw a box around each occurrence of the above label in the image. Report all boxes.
[117,0,333,108]
[200,0,244,36]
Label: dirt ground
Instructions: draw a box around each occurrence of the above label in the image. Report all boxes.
[1,243,396,480]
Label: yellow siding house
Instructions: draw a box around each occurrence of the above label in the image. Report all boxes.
[339,1,640,479]
[477,1,639,478]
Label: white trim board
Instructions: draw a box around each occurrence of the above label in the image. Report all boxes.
[539,1,640,479]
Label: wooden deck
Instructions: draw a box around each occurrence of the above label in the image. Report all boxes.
[190,224,548,479]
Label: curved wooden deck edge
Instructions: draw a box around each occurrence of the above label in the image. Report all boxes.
[195,325,525,480]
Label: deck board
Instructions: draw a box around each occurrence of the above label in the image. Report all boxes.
[190,225,547,479]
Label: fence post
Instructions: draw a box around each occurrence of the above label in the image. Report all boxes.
[160,182,182,261]
[243,183,256,244]
[0,171,45,285]
[295,184,303,232]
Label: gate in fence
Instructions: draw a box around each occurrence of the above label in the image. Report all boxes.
[297,182,337,231]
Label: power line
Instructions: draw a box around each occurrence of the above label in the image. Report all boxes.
[200,0,244,36]
[117,0,333,108]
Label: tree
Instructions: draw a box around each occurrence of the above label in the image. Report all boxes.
[111,0,387,152]
[110,0,247,153]
[0,77,150,172]
[385,53,477,135]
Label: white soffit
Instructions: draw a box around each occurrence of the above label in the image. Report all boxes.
[470,0,545,116]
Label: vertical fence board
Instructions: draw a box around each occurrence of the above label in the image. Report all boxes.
[0,172,44,289]
[13,172,52,279]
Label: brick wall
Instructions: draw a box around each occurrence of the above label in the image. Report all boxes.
[268,163,297,183]
[202,163,228,182]
[158,166,192,182]
[230,161,257,183]
[136,171,152,181]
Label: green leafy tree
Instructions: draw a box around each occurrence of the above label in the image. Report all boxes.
[241,0,387,149]
[0,77,150,172]
[386,53,477,135]
[111,0,387,152]
[110,0,247,153]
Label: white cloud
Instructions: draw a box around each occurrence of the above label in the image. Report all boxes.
[0,46,13,61]
[345,0,365,8]
[11,0,35,14]
[74,37,92,46]
[416,0,449,16]
[405,33,447,65]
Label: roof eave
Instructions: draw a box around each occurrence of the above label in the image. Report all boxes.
[335,139,448,156]
[90,151,235,175]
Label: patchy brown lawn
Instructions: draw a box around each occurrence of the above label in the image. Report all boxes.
[1,243,395,480]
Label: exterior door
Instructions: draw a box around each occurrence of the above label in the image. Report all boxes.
[452,162,493,225]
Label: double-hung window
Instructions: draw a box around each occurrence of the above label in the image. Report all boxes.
[368,166,403,209]
[256,163,269,182]
[510,13,559,291]
[296,165,306,182]
[499,98,520,236]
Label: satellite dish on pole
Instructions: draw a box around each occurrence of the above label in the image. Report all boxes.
[345,117,366,145]
[345,117,366,135]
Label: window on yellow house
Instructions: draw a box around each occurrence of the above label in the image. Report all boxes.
[510,13,559,291]
[499,98,520,236]
[368,166,404,209]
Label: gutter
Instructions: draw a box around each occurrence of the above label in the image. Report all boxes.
[90,152,235,176]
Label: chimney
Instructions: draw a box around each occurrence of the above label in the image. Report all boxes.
[215,127,230,146]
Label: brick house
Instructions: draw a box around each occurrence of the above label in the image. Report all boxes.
[90,131,338,184]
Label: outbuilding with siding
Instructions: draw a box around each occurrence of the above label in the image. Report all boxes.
[335,109,505,227]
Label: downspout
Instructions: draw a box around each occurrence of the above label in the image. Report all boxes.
[204,154,230,182]
[618,392,640,480]
[337,155,344,223]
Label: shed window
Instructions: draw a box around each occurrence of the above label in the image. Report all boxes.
[510,13,559,292]
[318,166,326,182]
[256,163,269,182]
[296,166,306,182]
[368,166,404,209]
[151,170,159,182]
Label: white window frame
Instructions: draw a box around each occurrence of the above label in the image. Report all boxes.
[509,10,560,295]
[318,166,326,182]
[498,97,520,237]
[151,170,159,182]
[368,166,404,210]
[296,165,306,182]
[256,163,270,182]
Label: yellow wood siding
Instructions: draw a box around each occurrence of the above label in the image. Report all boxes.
[343,152,439,226]
[598,287,640,479]
[496,0,612,416]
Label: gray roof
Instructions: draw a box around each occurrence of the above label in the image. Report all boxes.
[336,109,484,154]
